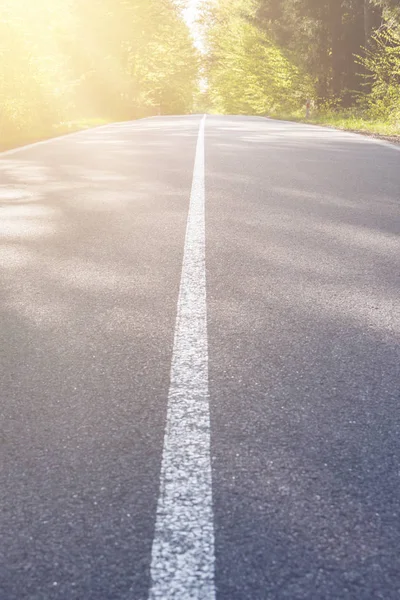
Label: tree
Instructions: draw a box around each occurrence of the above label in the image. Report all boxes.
[200,0,313,115]
[0,0,199,144]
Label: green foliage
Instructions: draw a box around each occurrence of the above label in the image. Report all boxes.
[200,0,400,127]
[273,106,400,136]
[0,0,199,147]
[200,0,313,115]
[359,26,400,122]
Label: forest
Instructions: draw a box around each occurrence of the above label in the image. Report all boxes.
[1,0,400,147]
[200,0,400,134]
[0,0,198,148]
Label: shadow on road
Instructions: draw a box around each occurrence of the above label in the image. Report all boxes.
[206,117,400,599]
[0,119,198,600]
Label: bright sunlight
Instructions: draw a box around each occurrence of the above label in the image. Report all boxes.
[0,0,199,150]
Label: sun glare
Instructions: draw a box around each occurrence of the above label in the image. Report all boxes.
[184,0,203,51]
[0,0,200,147]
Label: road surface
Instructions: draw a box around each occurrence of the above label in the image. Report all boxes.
[1,115,400,599]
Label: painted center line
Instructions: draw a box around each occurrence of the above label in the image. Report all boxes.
[148,115,215,600]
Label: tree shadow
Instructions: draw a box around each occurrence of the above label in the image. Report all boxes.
[205,116,400,599]
[0,119,199,600]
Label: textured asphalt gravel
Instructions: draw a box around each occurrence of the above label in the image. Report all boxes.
[1,115,400,599]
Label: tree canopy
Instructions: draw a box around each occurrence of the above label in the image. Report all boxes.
[200,0,400,119]
[0,0,199,143]
[2,0,400,136]
[200,0,313,115]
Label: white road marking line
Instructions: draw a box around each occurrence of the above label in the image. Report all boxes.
[148,115,215,600]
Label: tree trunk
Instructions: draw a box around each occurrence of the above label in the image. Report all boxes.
[364,0,373,46]
[364,0,383,47]
[329,0,343,97]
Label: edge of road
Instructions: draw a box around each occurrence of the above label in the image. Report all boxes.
[265,116,400,154]
[0,116,169,158]
[2,113,399,159]
[0,122,127,158]
[0,114,205,158]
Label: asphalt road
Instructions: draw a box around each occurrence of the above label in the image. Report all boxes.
[1,115,400,600]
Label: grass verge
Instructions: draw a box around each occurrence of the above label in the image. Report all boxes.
[270,109,400,143]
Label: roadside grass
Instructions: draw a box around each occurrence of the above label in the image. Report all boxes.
[270,108,400,140]
[0,117,112,152]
